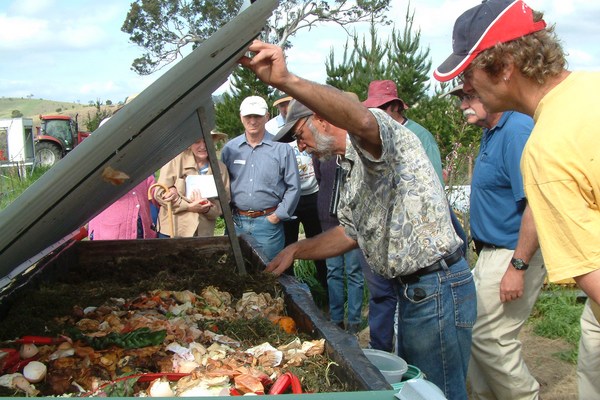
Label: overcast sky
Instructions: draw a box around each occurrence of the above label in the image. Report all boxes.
[1,0,599,104]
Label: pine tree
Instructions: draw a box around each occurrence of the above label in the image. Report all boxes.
[325,3,480,166]
[325,24,388,100]
[386,5,431,106]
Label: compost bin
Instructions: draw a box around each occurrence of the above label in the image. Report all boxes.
[0,235,396,399]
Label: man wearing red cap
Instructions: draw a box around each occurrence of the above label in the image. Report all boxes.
[435,1,600,398]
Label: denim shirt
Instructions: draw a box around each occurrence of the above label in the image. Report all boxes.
[221,132,300,220]
[337,109,461,278]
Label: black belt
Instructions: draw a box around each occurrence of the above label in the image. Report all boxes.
[397,248,464,284]
[473,239,503,256]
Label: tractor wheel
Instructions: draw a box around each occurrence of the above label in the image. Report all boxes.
[35,142,63,167]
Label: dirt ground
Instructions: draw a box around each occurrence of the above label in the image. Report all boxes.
[357,324,578,399]
[519,325,578,400]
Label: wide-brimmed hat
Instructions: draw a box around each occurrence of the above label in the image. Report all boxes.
[240,96,268,116]
[273,99,314,143]
[209,130,228,142]
[443,84,466,98]
[272,92,293,107]
[434,0,546,82]
[362,80,408,110]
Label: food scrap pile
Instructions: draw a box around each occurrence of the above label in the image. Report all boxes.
[0,286,333,397]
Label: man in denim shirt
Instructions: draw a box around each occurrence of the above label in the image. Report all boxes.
[221,96,300,261]
[240,41,476,399]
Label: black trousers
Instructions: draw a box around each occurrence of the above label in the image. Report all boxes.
[283,192,328,292]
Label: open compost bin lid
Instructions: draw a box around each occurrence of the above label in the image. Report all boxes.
[0,0,279,295]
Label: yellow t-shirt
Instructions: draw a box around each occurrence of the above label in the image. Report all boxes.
[521,71,600,282]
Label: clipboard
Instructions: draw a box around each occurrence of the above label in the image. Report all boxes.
[185,175,218,199]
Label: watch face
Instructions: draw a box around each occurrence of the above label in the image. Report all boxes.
[511,258,528,270]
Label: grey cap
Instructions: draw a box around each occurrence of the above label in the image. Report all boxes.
[273,99,314,143]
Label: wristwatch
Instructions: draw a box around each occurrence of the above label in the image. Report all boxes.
[511,258,529,271]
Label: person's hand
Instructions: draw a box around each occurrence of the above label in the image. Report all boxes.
[265,244,297,276]
[162,187,180,203]
[188,190,212,214]
[500,264,525,303]
[238,40,291,87]
[266,212,280,225]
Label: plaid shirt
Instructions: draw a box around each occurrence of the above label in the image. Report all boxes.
[337,109,461,278]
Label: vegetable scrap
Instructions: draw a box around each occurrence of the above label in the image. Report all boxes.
[0,287,328,397]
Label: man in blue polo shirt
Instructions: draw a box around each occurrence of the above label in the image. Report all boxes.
[221,96,300,261]
[448,85,547,399]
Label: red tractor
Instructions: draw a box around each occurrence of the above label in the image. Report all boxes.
[35,115,91,166]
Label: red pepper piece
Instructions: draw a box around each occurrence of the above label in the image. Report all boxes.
[287,372,302,394]
[136,372,190,382]
[268,372,292,395]
[229,388,243,396]
[0,348,21,374]
[16,336,67,345]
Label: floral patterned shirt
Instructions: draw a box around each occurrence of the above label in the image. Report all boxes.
[337,108,462,278]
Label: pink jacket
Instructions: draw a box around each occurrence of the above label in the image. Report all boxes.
[88,176,158,240]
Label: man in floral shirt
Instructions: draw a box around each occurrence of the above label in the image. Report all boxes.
[240,40,476,400]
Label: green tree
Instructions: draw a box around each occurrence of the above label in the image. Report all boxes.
[325,24,388,99]
[325,3,430,103]
[121,0,241,75]
[84,100,113,132]
[122,0,391,75]
[11,110,23,118]
[386,4,431,106]
[325,3,480,167]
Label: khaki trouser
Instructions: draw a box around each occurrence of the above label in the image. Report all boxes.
[468,248,546,400]
[577,299,600,400]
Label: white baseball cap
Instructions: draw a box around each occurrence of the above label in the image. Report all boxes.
[240,96,268,117]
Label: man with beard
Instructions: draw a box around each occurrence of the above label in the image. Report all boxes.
[447,84,546,399]
[361,80,469,353]
[239,40,476,400]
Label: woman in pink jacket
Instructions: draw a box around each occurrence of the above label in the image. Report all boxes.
[88,176,158,240]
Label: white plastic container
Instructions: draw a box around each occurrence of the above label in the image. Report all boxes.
[363,348,408,384]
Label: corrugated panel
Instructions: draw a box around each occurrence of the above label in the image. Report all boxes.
[0,0,278,279]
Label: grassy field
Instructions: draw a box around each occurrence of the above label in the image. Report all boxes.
[0,97,117,130]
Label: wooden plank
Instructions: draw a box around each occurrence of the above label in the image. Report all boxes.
[196,106,246,275]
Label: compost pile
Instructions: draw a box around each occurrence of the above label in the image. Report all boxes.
[0,251,346,396]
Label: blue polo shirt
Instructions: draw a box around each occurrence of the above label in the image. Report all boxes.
[470,111,534,249]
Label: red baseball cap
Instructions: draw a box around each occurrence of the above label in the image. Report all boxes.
[434,0,546,82]
[362,80,408,110]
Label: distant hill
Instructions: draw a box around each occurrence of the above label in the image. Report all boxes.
[0,97,117,130]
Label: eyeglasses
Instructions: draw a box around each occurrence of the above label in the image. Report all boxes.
[460,94,479,102]
[291,117,310,141]
[458,67,474,84]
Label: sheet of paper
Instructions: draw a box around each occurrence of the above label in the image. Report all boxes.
[185,175,218,199]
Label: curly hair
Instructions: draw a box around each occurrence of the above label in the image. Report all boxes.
[472,11,566,84]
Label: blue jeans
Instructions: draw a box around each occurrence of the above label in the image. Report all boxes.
[361,257,397,352]
[396,257,476,400]
[233,213,284,262]
[326,248,364,325]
